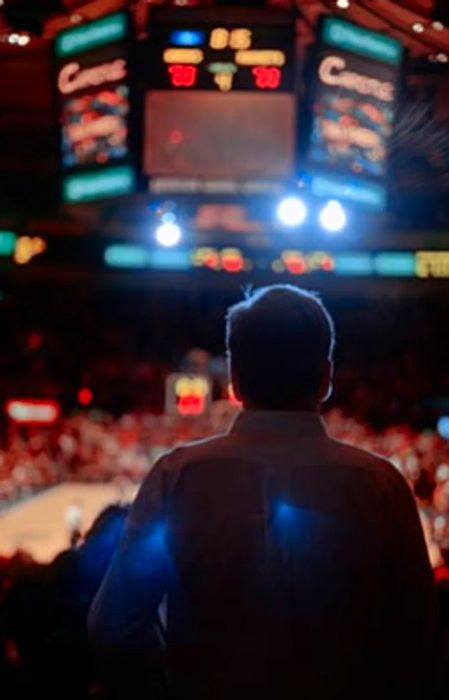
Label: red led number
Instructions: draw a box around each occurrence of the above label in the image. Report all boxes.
[252,67,281,90]
[168,64,197,88]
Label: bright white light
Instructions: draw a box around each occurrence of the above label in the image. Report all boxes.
[336,0,350,8]
[433,21,444,31]
[155,222,182,247]
[319,200,347,233]
[18,35,30,46]
[412,23,425,33]
[8,33,20,44]
[437,52,448,63]
[276,196,308,227]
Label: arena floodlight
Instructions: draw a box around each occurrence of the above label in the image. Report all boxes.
[319,200,347,233]
[276,196,308,228]
[155,221,182,248]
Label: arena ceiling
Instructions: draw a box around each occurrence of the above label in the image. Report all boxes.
[1,0,449,229]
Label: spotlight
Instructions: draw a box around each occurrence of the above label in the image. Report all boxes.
[155,221,182,247]
[276,196,308,227]
[319,200,347,233]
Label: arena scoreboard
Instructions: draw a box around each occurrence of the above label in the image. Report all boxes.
[143,8,296,193]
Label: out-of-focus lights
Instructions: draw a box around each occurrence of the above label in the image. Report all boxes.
[436,463,449,482]
[78,387,93,406]
[5,399,60,425]
[412,23,425,33]
[437,52,448,63]
[438,417,449,440]
[433,21,444,31]
[14,236,47,265]
[155,222,182,247]
[6,32,31,46]
[319,200,347,233]
[161,211,176,225]
[70,14,83,24]
[276,196,308,227]
[336,0,350,8]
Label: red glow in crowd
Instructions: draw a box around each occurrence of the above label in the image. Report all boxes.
[168,65,197,88]
[27,332,43,350]
[169,128,184,145]
[78,387,93,406]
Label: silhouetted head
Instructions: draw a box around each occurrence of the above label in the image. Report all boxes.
[226,285,335,411]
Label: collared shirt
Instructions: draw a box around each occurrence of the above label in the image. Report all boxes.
[89,410,437,699]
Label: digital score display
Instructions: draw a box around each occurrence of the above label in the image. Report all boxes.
[149,17,294,93]
[143,8,296,189]
[305,18,404,211]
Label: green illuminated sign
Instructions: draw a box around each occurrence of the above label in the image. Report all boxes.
[55,12,127,58]
[335,254,373,276]
[105,245,147,268]
[374,253,415,277]
[104,245,190,270]
[322,17,403,66]
[310,175,387,211]
[63,166,135,203]
[0,231,17,256]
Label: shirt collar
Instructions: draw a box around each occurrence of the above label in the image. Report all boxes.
[230,410,326,438]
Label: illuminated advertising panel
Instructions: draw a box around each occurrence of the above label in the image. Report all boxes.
[305,17,403,211]
[55,13,135,203]
[5,399,61,425]
[143,8,296,193]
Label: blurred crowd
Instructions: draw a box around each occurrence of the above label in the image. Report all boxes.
[0,411,222,509]
[1,406,449,568]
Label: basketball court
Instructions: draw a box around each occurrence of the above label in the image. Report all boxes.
[0,482,138,562]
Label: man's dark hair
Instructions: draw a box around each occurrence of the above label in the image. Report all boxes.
[226,285,335,409]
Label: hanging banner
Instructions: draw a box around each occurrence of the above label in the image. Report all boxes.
[55,13,135,203]
[305,17,404,211]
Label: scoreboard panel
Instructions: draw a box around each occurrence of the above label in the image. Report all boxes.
[144,90,295,181]
[143,8,296,190]
[147,14,294,93]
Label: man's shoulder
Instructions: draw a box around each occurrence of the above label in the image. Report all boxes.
[156,432,233,473]
[325,435,403,484]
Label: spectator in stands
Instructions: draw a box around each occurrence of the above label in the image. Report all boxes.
[89,284,437,699]
[4,504,129,700]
